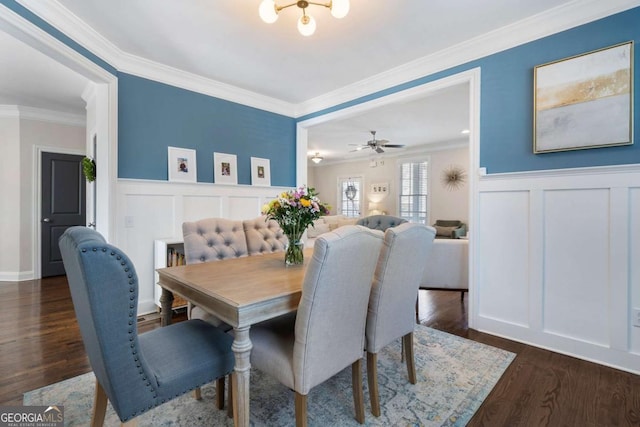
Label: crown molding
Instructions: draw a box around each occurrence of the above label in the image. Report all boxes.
[16,0,297,117]
[295,0,640,117]
[0,104,85,126]
[16,0,640,118]
[0,105,20,118]
[117,51,296,117]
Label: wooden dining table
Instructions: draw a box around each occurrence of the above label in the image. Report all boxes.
[156,249,311,427]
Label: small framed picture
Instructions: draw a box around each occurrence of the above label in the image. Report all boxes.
[167,146,197,183]
[250,157,271,186]
[213,152,238,185]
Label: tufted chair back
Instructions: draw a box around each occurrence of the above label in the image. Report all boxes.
[356,214,407,231]
[243,216,287,255]
[183,218,248,264]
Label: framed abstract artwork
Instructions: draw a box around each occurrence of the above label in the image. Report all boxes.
[167,146,197,182]
[250,157,271,186]
[534,41,633,153]
[213,152,238,185]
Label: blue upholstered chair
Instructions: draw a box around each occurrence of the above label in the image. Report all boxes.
[59,227,235,427]
[356,214,407,231]
[365,223,436,416]
[249,226,384,425]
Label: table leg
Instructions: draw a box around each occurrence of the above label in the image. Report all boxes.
[231,326,252,427]
[159,287,174,326]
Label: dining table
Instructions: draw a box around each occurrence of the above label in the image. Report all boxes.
[156,249,311,427]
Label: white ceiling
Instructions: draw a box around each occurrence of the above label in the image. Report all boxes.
[3,0,625,161]
[0,29,88,115]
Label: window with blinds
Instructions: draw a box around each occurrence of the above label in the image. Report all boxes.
[339,177,361,218]
[399,160,428,223]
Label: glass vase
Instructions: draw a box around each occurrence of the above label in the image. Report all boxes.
[285,235,304,266]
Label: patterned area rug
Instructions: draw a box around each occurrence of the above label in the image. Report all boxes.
[24,325,514,426]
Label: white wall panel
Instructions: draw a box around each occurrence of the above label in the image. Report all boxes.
[123,194,175,310]
[631,188,640,355]
[116,180,289,313]
[475,165,640,374]
[542,189,610,346]
[477,191,530,326]
[182,195,223,222]
[227,196,262,220]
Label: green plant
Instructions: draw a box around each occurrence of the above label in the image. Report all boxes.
[82,157,96,182]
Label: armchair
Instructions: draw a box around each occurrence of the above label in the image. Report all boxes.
[356,215,407,231]
[58,227,234,427]
[432,219,467,239]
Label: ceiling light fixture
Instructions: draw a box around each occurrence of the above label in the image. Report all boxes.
[310,152,324,164]
[259,0,350,37]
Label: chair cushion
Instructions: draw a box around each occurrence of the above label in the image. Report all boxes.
[140,320,234,400]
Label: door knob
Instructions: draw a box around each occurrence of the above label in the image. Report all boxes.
[42,218,51,223]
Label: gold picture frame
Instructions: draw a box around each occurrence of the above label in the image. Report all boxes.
[533,41,633,153]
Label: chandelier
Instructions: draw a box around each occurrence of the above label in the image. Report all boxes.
[259,0,350,36]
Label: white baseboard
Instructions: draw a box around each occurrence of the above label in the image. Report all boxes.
[0,271,35,282]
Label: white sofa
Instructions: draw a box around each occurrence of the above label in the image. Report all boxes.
[303,215,359,248]
[420,238,469,297]
[305,217,469,298]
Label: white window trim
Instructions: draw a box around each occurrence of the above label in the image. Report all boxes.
[396,155,430,224]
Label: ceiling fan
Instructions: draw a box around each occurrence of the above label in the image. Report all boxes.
[349,130,405,153]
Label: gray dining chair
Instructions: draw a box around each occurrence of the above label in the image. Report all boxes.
[249,225,384,426]
[59,227,235,427]
[182,217,249,325]
[365,223,436,416]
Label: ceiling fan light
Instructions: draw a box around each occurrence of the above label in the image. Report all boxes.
[330,0,350,19]
[259,0,279,23]
[297,14,316,36]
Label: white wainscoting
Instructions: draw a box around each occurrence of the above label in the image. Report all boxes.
[471,165,640,373]
[474,164,640,374]
[116,179,288,314]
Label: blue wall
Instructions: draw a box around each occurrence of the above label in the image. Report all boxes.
[4,0,638,177]
[299,7,640,174]
[118,74,296,185]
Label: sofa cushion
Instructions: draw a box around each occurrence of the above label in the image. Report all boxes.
[434,225,459,238]
[337,218,358,228]
[307,222,330,238]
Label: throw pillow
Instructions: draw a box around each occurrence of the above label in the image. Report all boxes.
[435,225,457,238]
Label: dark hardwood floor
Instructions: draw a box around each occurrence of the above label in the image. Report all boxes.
[1,277,639,425]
